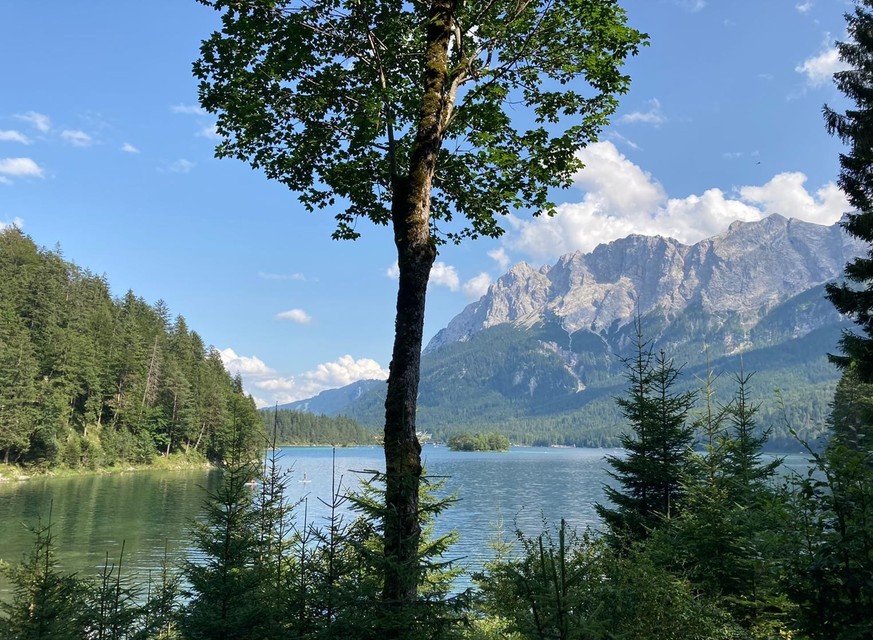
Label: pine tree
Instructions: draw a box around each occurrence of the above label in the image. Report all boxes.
[824,0,873,380]
[596,325,695,544]
[0,514,86,640]
[180,439,264,640]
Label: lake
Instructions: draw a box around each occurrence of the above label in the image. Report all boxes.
[0,446,808,599]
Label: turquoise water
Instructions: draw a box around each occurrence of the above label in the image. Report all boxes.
[0,446,809,599]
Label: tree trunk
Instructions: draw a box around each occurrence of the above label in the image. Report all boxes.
[382,237,434,607]
[381,0,453,618]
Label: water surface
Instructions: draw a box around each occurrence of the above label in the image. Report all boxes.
[0,446,808,599]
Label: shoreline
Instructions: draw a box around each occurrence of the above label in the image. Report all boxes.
[0,454,214,483]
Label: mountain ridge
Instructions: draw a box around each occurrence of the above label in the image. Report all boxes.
[425,214,860,354]
[294,214,858,447]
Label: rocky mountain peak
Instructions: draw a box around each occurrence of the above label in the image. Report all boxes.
[424,214,862,354]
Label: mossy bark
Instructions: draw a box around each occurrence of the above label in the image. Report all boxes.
[382,0,454,619]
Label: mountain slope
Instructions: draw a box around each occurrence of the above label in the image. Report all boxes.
[313,215,860,447]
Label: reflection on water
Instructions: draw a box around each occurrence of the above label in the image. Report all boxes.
[0,446,811,599]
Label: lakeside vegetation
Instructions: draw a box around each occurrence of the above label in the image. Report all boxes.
[2,343,871,638]
[446,432,509,451]
[0,229,263,472]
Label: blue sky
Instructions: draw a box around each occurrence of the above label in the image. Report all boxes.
[0,0,856,407]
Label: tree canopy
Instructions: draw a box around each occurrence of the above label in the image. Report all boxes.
[195,0,646,615]
[195,0,646,242]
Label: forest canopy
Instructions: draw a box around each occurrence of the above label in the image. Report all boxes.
[0,228,263,469]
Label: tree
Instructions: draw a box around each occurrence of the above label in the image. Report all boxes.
[824,1,873,380]
[596,328,695,544]
[194,0,646,614]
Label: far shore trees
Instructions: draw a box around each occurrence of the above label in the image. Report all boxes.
[194,0,646,621]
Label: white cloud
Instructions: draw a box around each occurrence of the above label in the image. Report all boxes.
[573,140,665,215]
[276,308,313,324]
[253,355,389,405]
[166,159,195,173]
[797,38,850,87]
[121,142,140,154]
[505,141,848,261]
[677,0,706,11]
[61,129,93,147]
[219,348,273,376]
[796,1,814,13]
[487,247,511,271]
[619,98,666,126]
[198,123,220,139]
[430,262,460,291]
[171,104,206,115]
[0,217,24,230]
[739,172,847,226]
[605,131,641,150]
[386,260,461,291]
[15,111,51,133]
[463,272,492,300]
[258,271,309,281]
[0,130,30,144]
[0,157,44,179]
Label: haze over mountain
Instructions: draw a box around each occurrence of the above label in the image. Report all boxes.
[295,215,860,447]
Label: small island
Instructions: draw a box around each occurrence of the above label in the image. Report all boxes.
[446,432,510,452]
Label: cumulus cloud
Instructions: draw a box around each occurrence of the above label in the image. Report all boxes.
[253,355,389,405]
[166,159,195,173]
[386,260,461,291]
[171,104,206,115]
[487,247,511,271]
[61,129,93,147]
[276,308,312,324]
[0,130,30,144]
[15,111,51,133]
[430,262,460,291]
[504,141,848,261]
[796,1,813,13]
[619,98,666,126]
[573,140,665,214]
[219,348,273,376]
[0,217,24,230]
[121,142,140,154]
[0,157,44,180]
[739,172,846,225]
[463,272,492,300]
[797,38,850,87]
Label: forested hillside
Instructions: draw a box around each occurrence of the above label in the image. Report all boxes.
[0,228,262,469]
[262,409,376,446]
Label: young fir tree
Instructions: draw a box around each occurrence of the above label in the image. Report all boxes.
[0,515,87,640]
[596,326,695,544]
[180,426,264,640]
[650,367,792,637]
[784,371,873,639]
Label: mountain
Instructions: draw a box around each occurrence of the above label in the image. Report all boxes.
[303,215,862,448]
[272,379,384,415]
[425,214,858,353]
